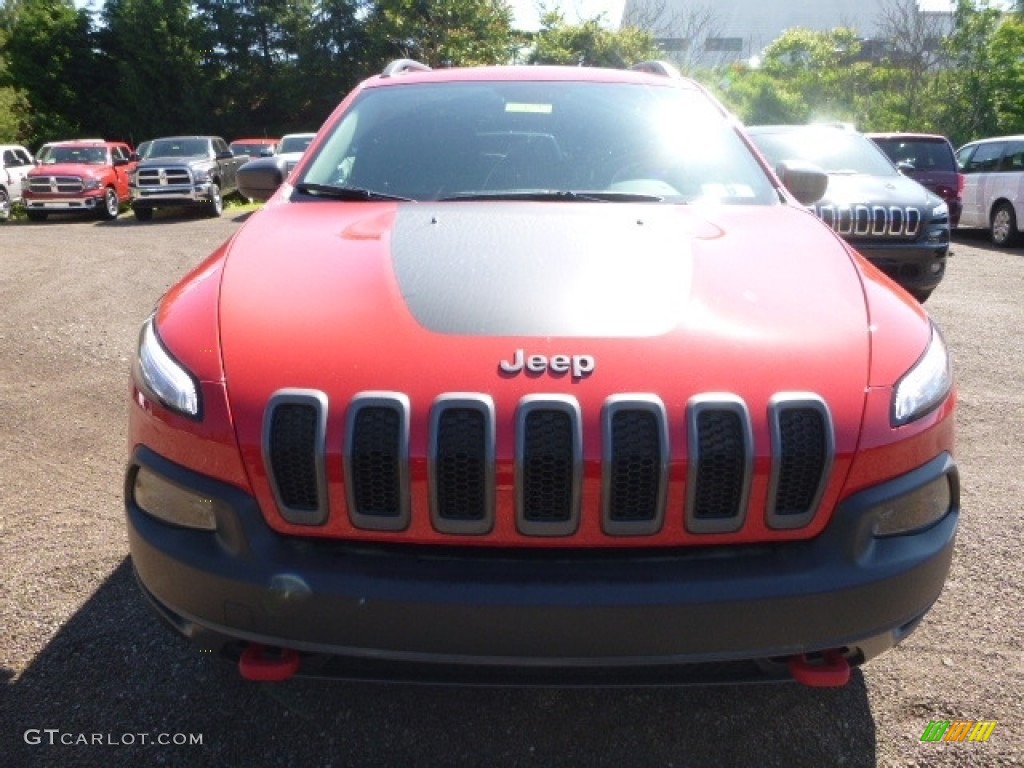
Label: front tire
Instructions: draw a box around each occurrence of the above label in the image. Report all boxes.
[100,187,120,220]
[0,189,10,221]
[990,202,1019,247]
[205,183,223,217]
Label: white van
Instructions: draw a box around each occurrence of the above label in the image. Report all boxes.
[956,135,1024,246]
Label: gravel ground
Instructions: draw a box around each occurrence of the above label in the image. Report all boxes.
[0,211,1021,767]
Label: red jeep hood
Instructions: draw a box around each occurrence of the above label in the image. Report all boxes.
[219,200,869,450]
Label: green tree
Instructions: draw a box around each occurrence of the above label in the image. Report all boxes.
[4,0,97,145]
[936,0,1005,145]
[987,13,1024,135]
[94,0,211,144]
[528,10,658,67]
[365,0,522,68]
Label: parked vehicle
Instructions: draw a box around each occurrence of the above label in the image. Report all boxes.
[867,132,963,228]
[129,136,246,220]
[955,134,1024,246]
[276,132,316,174]
[230,137,279,160]
[23,140,136,221]
[0,144,35,221]
[126,60,958,687]
[747,124,950,302]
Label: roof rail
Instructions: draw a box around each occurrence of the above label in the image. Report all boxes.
[381,59,432,77]
[629,60,681,78]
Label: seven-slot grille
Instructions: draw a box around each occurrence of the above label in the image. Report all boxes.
[136,166,192,187]
[263,390,834,537]
[28,176,83,194]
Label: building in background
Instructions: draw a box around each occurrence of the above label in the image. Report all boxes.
[621,0,960,69]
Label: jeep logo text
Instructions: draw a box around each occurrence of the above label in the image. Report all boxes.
[499,348,595,379]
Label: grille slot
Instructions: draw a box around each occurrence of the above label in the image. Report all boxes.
[686,395,753,533]
[262,390,328,525]
[345,392,411,531]
[516,396,581,536]
[429,395,495,535]
[602,396,668,535]
[766,394,834,529]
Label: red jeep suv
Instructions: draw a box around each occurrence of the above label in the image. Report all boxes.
[125,60,959,687]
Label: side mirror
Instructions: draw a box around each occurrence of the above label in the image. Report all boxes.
[775,160,829,206]
[238,157,288,202]
[113,157,130,167]
[217,149,236,160]
[896,160,915,173]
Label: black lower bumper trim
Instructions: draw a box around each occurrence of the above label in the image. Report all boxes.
[125,446,958,683]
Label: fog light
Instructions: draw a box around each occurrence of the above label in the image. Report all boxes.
[133,466,218,530]
[872,474,952,536]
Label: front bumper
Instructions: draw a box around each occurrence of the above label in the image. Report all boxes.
[22,193,105,213]
[130,182,216,207]
[851,240,949,295]
[125,446,959,684]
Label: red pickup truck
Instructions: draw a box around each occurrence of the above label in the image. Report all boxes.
[23,140,136,221]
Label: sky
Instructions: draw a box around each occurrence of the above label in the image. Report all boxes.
[509,0,627,31]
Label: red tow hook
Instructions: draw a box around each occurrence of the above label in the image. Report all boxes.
[788,650,851,687]
[238,644,301,682]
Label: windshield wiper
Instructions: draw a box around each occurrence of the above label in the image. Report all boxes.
[438,190,664,203]
[294,182,414,202]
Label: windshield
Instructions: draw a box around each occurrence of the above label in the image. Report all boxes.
[300,81,776,204]
[279,135,314,154]
[750,128,898,176]
[39,145,108,165]
[147,138,212,159]
[870,138,956,172]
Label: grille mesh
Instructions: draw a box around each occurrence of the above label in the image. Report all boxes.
[521,409,575,522]
[608,409,662,522]
[268,403,320,511]
[774,408,828,515]
[350,406,402,517]
[692,409,747,519]
[435,407,487,521]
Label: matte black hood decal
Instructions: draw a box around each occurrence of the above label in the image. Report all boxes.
[391,204,694,337]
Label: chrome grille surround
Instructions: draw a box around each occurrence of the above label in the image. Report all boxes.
[28,176,84,194]
[765,393,835,529]
[515,395,583,537]
[428,393,496,535]
[601,394,669,536]
[816,204,921,237]
[263,390,836,539]
[262,389,329,525]
[685,394,754,534]
[344,391,411,531]
[137,166,193,187]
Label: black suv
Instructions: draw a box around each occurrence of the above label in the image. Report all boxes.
[747,124,950,302]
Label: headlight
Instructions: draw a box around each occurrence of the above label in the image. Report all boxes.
[932,202,948,219]
[892,325,952,426]
[83,178,101,191]
[132,315,200,418]
[193,167,211,183]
